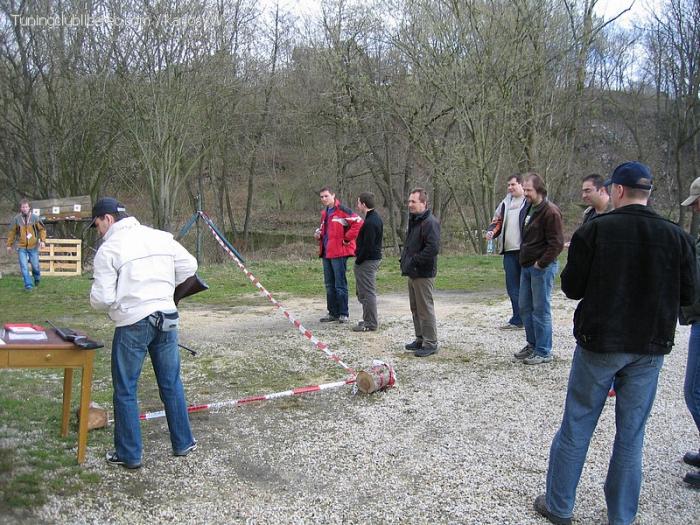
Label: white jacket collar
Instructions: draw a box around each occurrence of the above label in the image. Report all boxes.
[104,216,140,241]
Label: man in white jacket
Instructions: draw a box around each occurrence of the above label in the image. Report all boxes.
[485,175,528,330]
[90,197,198,469]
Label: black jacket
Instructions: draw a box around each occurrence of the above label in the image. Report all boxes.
[355,209,383,264]
[400,209,440,278]
[562,204,696,355]
[681,234,700,324]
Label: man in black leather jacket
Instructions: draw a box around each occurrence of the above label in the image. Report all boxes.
[400,188,440,357]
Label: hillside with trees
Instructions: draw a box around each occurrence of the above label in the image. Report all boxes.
[1,0,698,253]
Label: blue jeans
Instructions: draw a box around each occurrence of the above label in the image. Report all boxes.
[545,345,664,525]
[17,247,41,289]
[503,251,522,326]
[686,323,700,433]
[519,261,558,357]
[322,257,349,317]
[112,317,194,464]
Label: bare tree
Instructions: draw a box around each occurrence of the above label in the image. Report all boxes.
[116,0,213,230]
[0,0,117,204]
[240,3,288,245]
[646,0,700,228]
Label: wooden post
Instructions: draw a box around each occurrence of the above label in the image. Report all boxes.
[196,193,202,264]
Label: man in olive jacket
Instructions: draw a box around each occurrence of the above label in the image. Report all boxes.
[533,162,696,525]
[400,188,440,357]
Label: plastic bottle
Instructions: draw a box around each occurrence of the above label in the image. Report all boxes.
[486,238,494,254]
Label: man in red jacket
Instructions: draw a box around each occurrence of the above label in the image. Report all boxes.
[314,186,363,323]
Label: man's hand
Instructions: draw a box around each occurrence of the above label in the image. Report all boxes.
[485,230,494,240]
[6,246,11,253]
[39,241,45,249]
[534,261,541,269]
[314,228,321,240]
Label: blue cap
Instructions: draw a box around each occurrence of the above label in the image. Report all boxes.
[603,162,653,190]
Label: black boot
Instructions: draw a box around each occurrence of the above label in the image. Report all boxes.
[404,340,422,351]
[683,451,700,468]
[683,470,700,488]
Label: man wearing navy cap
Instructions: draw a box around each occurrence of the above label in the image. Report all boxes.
[89,197,198,469]
[533,162,696,525]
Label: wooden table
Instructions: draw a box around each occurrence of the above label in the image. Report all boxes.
[0,329,97,464]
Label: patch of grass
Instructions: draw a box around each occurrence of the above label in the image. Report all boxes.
[0,391,108,510]
[0,254,507,313]
[28,447,77,469]
[3,472,46,507]
[0,273,95,321]
[1,276,113,511]
[190,254,505,305]
[78,471,101,483]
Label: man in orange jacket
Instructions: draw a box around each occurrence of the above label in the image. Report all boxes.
[314,186,363,323]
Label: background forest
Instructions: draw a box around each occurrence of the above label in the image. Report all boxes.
[1,0,699,256]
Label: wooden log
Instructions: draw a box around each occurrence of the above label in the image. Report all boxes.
[75,401,108,431]
[356,361,396,394]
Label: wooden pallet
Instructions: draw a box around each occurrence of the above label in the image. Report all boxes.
[39,239,82,276]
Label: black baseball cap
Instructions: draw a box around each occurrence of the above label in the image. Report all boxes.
[603,162,653,190]
[89,197,127,228]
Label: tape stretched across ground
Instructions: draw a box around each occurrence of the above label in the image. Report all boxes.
[199,211,356,375]
[136,378,356,421]
[134,211,359,423]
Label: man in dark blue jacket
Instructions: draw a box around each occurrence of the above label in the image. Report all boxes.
[353,192,383,332]
[533,162,696,525]
[400,188,440,357]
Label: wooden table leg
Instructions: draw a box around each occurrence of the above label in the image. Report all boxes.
[61,368,73,437]
[77,351,95,464]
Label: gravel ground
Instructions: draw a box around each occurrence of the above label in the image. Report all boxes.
[6,289,700,524]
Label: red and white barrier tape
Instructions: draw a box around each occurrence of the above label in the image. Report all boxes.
[199,211,356,376]
[131,377,355,422]
[125,213,362,423]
